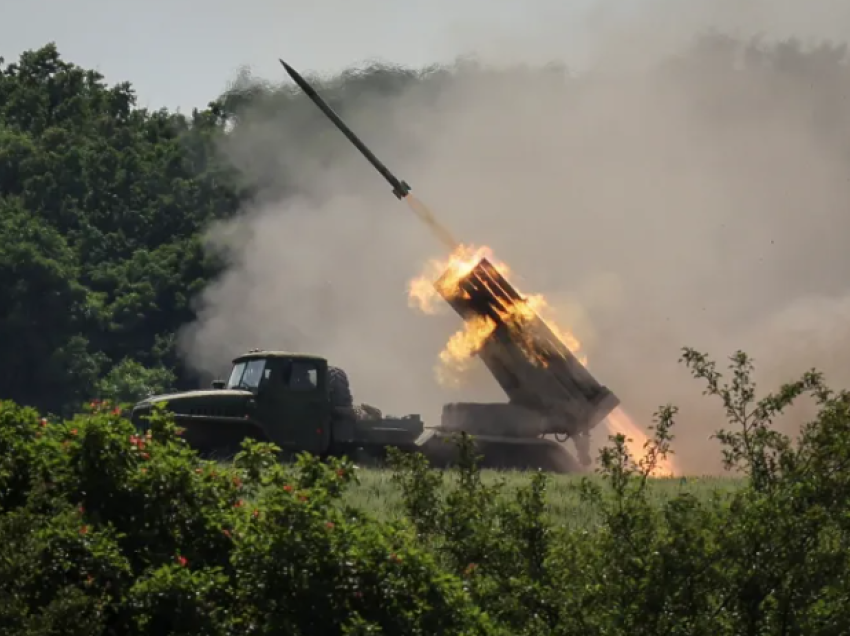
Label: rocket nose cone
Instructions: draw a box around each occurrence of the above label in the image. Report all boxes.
[279,59,301,81]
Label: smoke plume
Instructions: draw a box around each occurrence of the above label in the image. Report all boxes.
[179,0,850,474]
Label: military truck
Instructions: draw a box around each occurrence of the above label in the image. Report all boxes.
[130,258,621,473]
[130,343,613,474]
[130,349,431,462]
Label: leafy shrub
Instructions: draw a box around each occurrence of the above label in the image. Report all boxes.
[1,348,850,635]
[94,358,176,405]
[0,400,491,635]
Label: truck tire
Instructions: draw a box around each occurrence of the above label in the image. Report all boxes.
[328,366,353,408]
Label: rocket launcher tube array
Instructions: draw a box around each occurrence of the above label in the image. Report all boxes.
[435,257,620,438]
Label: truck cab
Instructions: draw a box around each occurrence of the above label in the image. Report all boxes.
[130,350,427,460]
[227,351,332,454]
[131,351,331,456]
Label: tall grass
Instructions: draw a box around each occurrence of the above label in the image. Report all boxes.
[344,468,744,530]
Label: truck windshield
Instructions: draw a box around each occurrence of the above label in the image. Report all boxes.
[226,359,267,391]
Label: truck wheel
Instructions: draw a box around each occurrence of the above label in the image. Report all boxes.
[328,366,353,408]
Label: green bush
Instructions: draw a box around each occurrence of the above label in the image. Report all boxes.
[1,348,850,635]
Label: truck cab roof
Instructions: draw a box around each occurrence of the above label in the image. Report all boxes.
[232,350,327,364]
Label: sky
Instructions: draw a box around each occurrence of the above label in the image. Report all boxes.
[1,0,599,112]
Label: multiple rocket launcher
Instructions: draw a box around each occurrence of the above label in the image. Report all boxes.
[279,59,620,459]
[434,258,619,440]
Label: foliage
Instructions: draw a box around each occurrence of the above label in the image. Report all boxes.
[0,43,236,415]
[2,347,850,634]
[344,466,741,530]
[0,401,491,635]
[94,358,176,406]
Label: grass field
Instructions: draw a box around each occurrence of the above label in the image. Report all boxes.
[343,469,745,530]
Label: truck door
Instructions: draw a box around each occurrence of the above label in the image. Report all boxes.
[259,358,330,454]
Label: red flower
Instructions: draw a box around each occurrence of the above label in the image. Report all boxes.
[336,468,345,478]
[141,452,150,460]
[325,521,335,529]
[130,435,146,450]
[252,509,260,519]
[111,407,122,416]
[232,476,243,488]
[283,484,293,492]
[40,418,47,428]
[176,555,188,567]
[69,429,78,436]
[79,525,88,535]
[234,499,244,508]
[222,529,232,538]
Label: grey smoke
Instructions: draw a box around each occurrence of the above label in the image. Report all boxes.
[179,0,850,474]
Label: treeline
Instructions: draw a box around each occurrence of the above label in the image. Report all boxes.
[1,349,849,634]
[2,38,850,415]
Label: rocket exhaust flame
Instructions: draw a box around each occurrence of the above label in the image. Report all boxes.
[403,194,459,251]
[607,408,676,477]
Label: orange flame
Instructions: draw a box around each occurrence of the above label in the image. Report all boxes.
[408,243,586,373]
[407,243,678,477]
[434,313,497,387]
[408,244,508,314]
[606,408,676,477]
[408,244,511,384]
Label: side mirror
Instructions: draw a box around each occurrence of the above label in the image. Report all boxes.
[211,380,226,390]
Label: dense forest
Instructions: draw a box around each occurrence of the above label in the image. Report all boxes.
[0,44,238,414]
[2,38,850,417]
